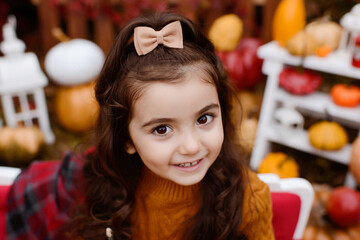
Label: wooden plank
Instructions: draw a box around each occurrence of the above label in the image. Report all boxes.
[262,0,281,42]
[171,0,197,22]
[236,0,255,37]
[195,1,227,35]
[66,9,88,39]
[94,15,114,55]
[36,0,60,52]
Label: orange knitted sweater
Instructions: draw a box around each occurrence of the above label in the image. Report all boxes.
[131,168,275,239]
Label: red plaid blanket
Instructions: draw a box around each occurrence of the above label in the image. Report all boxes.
[6,150,87,239]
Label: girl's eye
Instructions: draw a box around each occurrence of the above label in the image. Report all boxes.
[153,125,171,135]
[197,114,213,125]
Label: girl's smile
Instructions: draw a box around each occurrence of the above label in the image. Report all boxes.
[171,149,207,172]
[173,158,203,172]
[126,71,224,186]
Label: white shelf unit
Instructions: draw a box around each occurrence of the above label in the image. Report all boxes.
[250,41,360,187]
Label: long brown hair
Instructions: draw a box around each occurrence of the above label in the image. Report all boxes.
[69,12,249,240]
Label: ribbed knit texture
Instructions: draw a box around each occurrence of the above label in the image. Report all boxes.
[240,171,275,239]
[131,168,275,240]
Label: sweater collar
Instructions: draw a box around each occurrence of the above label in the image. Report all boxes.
[137,167,201,203]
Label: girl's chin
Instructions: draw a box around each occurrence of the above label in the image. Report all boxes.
[171,166,209,186]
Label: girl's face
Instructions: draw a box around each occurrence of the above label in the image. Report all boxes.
[126,72,224,186]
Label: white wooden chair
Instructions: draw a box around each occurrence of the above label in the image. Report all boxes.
[258,173,314,240]
[0,166,21,239]
[0,166,21,186]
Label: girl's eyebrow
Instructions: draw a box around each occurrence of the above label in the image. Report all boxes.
[197,103,219,115]
[141,118,174,128]
[141,103,219,128]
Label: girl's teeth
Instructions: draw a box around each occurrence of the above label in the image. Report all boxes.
[177,160,200,167]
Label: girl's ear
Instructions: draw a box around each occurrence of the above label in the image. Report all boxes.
[125,141,137,154]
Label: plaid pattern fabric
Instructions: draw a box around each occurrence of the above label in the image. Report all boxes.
[6,150,87,240]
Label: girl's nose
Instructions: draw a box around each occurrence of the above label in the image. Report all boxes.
[178,130,201,155]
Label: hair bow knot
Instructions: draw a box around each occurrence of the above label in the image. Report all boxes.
[134,20,183,55]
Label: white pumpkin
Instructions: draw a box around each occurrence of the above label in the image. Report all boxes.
[273,106,304,139]
[305,21,342,50]
[45,39,105,86]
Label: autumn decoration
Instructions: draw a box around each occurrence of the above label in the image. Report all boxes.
[330,84,360,108]
[272,0,306,46]
[308,121,348,151]
[0,126,44,165]
[208,14,243,52]
[216,38,264,90]
[279,67,323,95]
[258,152,300,178]
[54,82,99,133]
[285,30,317,56]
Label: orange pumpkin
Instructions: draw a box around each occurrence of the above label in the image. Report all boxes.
[272,0,306,46]
[330,84,360,108]
[55,81,99,133]
[308,121,348,151]
[258,152,299,178]
[315,46,332,58]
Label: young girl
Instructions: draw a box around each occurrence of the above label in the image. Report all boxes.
[6,12,274,240]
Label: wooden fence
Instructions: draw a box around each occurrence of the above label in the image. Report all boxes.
[34,0,280,55]
[35,0,115,54]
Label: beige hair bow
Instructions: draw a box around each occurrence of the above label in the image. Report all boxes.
[134,20,183,56]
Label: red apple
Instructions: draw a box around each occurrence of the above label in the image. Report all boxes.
[326,186,360,227]
[216,38,264,90]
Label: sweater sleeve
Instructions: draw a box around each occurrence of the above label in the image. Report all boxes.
[239,170,275,240]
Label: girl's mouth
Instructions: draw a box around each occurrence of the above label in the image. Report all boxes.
[175,159,202,168]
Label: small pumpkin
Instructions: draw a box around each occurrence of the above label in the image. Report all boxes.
[272,0,306,46]
[231,91,260,122]
[349,136,360,185]
[330,84,360,108]
[305,21,342,51]
[279,67,323,95]
[308,121,348,151]
[208,14,243,52]
[45,30,105,86]
[258,152,299,178]
[238,117,258,154]
[0,126,44,165]
[231,91,259,153]
[315,45,332,58]
[285,30,317,56]
[55,81,99,133]
[231,91,260,153]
